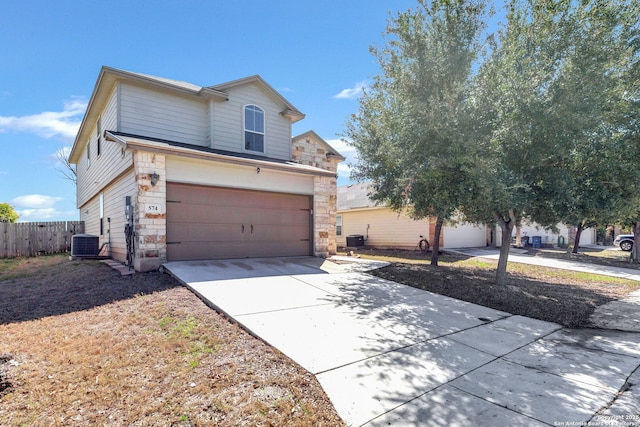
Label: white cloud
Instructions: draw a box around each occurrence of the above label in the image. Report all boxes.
[337,162,352,176]
[0,98,87,142]
[50,145,73,163]
[333,81,367,100]
[56,145,72,158]
[326,138,359,179]
[16,208,78,222]
[11,194,74,222]
[12,194,63,209]
[16,208,59,221]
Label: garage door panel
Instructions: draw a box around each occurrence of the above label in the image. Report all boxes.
[252,210,309,226]
[191,224,247,241]
[168,241,250,261]
[166,183,312,261]
[167,223,189,241]
[186,208,214,223]
[166,203,190,222]
[252,225,308,240]
[260,241,310,257]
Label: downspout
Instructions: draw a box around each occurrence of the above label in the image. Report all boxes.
[107,217,112,258]
[104,130,129,155]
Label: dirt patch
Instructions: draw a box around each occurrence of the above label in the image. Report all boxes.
[0,255,344,426]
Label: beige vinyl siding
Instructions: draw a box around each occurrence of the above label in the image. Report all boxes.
[119,83,208,146]
[337,207,490,249]
[78,169,135,262]
[211,83,291,160]
[79,196,100,238]
[166,156,314,195]
[102,170,136,263]
[443,222,487,248]
[76,87,133,208]
[495,221,596,248]
[337,208,428,250]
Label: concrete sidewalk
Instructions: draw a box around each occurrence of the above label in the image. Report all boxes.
[453,246,640,281]
[164,257,640,426]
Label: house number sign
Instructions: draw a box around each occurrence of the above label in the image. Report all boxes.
[145,203,164,214]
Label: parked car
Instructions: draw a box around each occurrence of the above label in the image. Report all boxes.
[614,234,635,251]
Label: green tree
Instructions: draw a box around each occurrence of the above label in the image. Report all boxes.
[547,0,640,254]
[468,0,640,283]
[344,0,490,265]
[467,0,579,285]
[0,203,19,223]
[602,0,640,262]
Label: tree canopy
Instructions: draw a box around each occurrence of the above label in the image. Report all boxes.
[0,203,19,223]
[345,0,490,265]
[346,0,640,284]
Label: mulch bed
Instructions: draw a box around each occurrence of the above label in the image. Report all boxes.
[370,255,637,328]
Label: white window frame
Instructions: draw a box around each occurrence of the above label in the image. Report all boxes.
[86,140,91,168]
[243,104,265,154]
[336,214,343,236]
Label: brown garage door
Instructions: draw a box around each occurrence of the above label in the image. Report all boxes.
[166,183,312,261]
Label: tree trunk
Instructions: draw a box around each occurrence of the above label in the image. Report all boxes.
[572,222,584,254]
[631,221,640,263]
[493,209,518,286]
[431,216,444,266]
[493,209,519,286]
[496,222,514,286]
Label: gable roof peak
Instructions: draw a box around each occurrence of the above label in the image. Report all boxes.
[210,75,305,123]
[292,130,346,160]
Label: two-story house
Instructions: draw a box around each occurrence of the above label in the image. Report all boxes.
[69,66,344,272]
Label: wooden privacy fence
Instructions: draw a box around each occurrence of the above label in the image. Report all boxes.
[0,221,85,258]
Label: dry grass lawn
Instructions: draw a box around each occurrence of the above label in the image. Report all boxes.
[0,255,344,426]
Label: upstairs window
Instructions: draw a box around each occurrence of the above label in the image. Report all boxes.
[244,104,265,153]
[86,140,91,168]
[96,117,102,156]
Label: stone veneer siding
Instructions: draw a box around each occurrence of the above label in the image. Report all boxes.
[132,151,167,272]
[292,134,340,257]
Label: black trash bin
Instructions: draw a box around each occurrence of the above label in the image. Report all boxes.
[531,236,542,248]
[521,236,530,247]
[346,234,365,247]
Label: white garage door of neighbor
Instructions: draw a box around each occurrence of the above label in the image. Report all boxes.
[166,183,312,261]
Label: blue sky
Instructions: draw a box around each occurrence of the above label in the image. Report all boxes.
[0,1,500,222]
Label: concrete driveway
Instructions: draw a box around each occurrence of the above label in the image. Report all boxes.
[163,256,640,426]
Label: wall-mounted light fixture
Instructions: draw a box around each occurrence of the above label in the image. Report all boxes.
[256,167,261,174]
[151,172,159,186]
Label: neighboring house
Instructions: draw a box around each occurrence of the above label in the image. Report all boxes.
[495,221,596,248]
[336,183,488,249]
[69,66,344,272]
[338,183,597,250]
